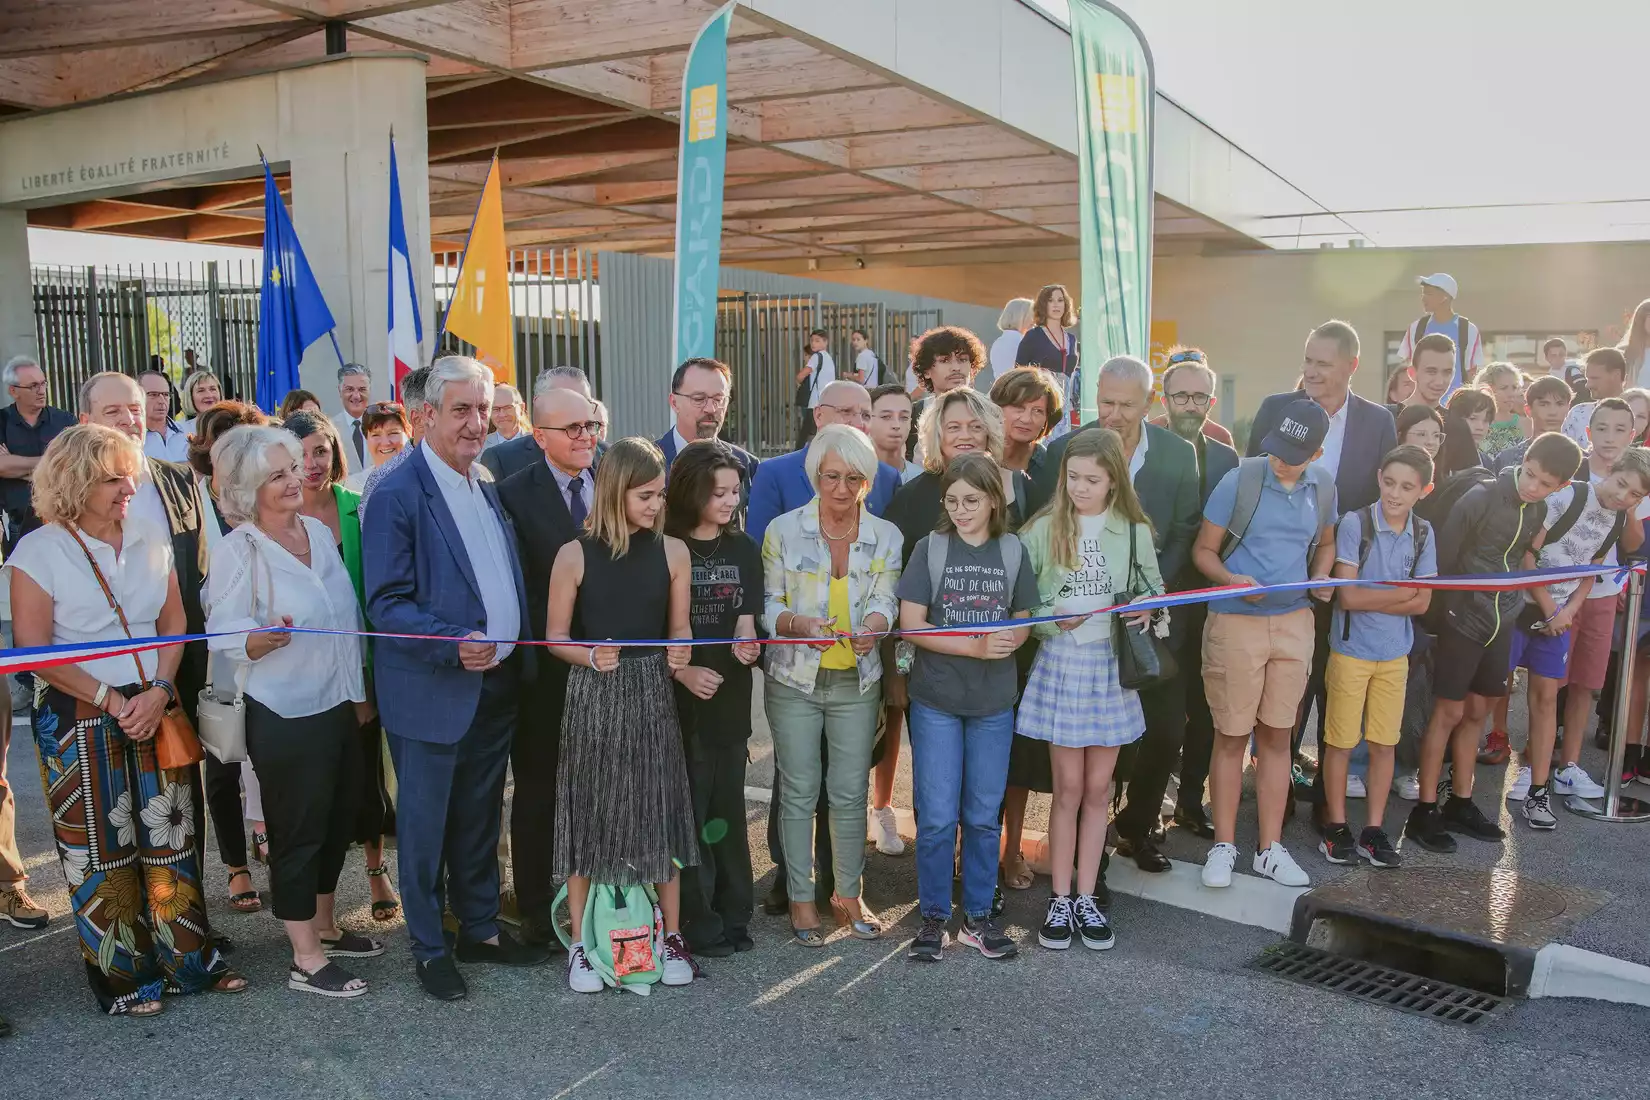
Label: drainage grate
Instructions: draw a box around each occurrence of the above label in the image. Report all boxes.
[1250,943,1507,1026]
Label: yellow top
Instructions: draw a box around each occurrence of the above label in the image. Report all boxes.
[819,574,856,669]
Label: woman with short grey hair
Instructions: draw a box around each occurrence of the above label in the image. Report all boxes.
[761,424,902,945]
[206,424,379,999]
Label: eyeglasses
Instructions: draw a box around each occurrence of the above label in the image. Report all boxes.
[819,404,871,425]
[943,494,986,512]
[536,420,603,439]
[673,391,729,409]
[1167,391,1213,408]
[8,381,46,393]
[1167,350,1206,365]
[819,472,867,490]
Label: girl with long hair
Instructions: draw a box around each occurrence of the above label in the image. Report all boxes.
[1622,299,1650,388]
[1016,429,1160,953]
[545,437,699,992]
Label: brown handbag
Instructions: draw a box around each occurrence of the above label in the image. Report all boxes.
[65,525,204,769]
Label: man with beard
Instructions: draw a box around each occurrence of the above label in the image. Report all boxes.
[656,358,759,497]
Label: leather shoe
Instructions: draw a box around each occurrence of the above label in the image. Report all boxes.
[455,929,548,967]
[692,937,737,958]
[761,883,788,916]
[517,914,563,952]
[417,955,467,1001]
[1117,833,1172,873]
[1173,804,1215,839]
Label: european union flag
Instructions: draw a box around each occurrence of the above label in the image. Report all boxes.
[257,161,336,412]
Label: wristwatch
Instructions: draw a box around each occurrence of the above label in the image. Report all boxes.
[93,682,110,711]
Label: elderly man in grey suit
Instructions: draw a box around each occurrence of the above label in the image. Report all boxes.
[330,363,374,475]
[1035,355,1202,876]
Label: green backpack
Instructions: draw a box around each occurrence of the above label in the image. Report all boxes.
[553,880,665,996]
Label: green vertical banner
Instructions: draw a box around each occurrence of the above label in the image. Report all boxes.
[671,2,735,366]
[1069,0,1155,426]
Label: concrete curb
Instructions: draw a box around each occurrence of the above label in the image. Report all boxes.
[1530,943,1650,1006]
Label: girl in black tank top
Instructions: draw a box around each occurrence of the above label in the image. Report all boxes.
[542,437,702,987]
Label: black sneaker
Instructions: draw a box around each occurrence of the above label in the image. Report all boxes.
[1092,875,1111,910]
[1318,824,1354,864]
[959,914,1018,959]
[1356,826,1402,868]
[990,883,1005,919]
[908,916,948,961]
[1071,893,1115,951]
[1038,895,1073,951]
[1403,803,1458,853]
[1436,766,1454,803]
[1441,796,1505,841]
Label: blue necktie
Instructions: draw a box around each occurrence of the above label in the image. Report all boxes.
[567,476,587,528]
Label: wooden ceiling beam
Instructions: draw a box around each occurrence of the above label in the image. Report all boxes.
[427,115,640,162]
[350,0,512,69]
[0,27,310,105]
[760,87,977,143]
[645,38,892,109]
[510,0,769,71]
[0,2,301,59]
[846,126,1048,171]
[934,182,1076,208]
[907,156,1078,191]
[427,79,627,128]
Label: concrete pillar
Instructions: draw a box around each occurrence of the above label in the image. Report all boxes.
[0,208,34,371]
[286,58,431,412]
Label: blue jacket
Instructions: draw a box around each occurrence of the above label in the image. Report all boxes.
[655,430,760,492]
[744,447,900,545]
[363,446,534,744]
[1247,390,1396,514]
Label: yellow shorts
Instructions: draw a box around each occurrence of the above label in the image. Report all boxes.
[1323,651,1408,749]
[1201,608,1315,737]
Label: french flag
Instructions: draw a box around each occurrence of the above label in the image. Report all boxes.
[387,133,423,396]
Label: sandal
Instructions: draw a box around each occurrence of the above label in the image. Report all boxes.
[211,970,250,994]
[789,901,825,948]
[1002,855,1035,891]
[227,869,262,913]
[122,999,165,1018]
[829,895,884,940]
[366,865,400,923]
[320,930,386,958]
[288,961,367,999]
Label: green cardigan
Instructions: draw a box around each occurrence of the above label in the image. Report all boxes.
[1018,508,1164,640]
[333,483,365,608]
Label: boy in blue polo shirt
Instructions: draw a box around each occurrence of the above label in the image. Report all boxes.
[1192,398,1337,890]
[1319,445,1437,868]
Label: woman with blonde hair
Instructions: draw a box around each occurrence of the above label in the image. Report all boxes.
[178,369,222,434]
[762,424,902,946]
[1017,428,1161,953]
[10,424,247,1016]
[544,436,699,992]
[1621,298,1650,388]
[987,298,1036,388]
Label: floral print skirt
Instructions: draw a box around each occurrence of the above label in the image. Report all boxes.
[31,683,229,1015]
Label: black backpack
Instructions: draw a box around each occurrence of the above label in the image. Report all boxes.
[1415,465,1495,529]
[1412,313,1472,382]
[1339,506,1431,640]
[1539,480,1629,561]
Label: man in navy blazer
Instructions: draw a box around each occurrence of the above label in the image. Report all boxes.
[656,357,760,493]
[745,379,899,543]
[364,356,544,1001]
[1245,321,1397,813]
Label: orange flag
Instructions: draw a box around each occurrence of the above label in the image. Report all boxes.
[443,153,515,383]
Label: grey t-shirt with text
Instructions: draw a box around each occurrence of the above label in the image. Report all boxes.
[895,533,1041,716]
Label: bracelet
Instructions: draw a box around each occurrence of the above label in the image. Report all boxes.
[93,682,109,711]
[587,648,598,669]
[152,679,177,706]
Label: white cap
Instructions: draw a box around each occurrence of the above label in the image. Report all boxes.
[1417,272,1458,299]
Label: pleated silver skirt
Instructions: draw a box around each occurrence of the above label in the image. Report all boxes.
[553,652,700,885]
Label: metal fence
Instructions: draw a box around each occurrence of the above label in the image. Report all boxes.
[431,248,601,393]
[30,260,262,410]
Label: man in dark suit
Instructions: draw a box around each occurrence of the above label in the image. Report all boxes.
[365,356,545,1001]
[479,365,597,483]
[656,357,759,492]
[495,387,597,947]
[1037,356,1201,873]
[1245,320,1398,809]
[1150,353,1239,841]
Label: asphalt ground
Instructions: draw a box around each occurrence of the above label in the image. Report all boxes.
[3,673,1649,1097]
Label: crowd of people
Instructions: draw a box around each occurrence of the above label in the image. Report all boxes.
[1,274,1648,1028]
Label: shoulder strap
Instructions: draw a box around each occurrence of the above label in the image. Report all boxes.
[1600,508,1630,560]
[927,532,948,599]
[1357,506,1376,569]
[1413,315,1430,352]
[1001,532,1023,593]
[1218,457,1269,561]
[64,525,149,689]
[1544,480,1592,546]
[1457,315,1470,377]
[1411,516,1430,578]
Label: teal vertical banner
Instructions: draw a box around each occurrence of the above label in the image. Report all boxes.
[672,2,735,366]
[1068,0,1155,427]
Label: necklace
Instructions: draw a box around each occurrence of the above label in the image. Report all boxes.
[820,515,858,542]
[689,533,723,560]
[259,519,309,558]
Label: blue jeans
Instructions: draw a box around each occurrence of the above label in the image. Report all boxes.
[908,700,1014,920]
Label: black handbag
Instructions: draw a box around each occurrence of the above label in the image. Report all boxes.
[1112,523,1179,692]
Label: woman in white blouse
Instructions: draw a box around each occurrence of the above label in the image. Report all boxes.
[8,424,247,1017]
[205,425,378,1000]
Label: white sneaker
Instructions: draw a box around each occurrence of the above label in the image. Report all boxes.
[1254,842,1311,888]
[567,945,603,993]
[1346,774,1367,799]
[1551,763,1606,799]
[1522,788,1557,830]
[1506,766,1532,802]
[1393,771,1421,800]
[1201,842,1237,888]
[661,932,696,986]
[868,805,905,856]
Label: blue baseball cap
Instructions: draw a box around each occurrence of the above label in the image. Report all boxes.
[1261,398,1330,465]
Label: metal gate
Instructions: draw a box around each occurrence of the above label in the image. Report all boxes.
[716,291,820,457]
[886,308,944,385]
[432,248,600,393]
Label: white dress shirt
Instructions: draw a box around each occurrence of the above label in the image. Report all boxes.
[1316,395,1350,479]
[127,463,170,536]
[5,517,173,683]
[331,412,367,474]
[548,458,595,518]
[988,330,1021,386]
[205,517,365,719]
[421,441,520,661]
[1127,422,1151,483]
[672,427,697,460]
[144,421,190,463]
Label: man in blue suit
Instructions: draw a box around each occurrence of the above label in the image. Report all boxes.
[656,357,759,491]
[745,379,900,543]
[1245,320,1397,815]
[364,356,545,1001]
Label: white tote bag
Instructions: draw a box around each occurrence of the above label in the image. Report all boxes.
[196,536,270,763]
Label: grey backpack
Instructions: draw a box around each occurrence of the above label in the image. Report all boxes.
[1218,456,1335,563]
[926,531,1023,609]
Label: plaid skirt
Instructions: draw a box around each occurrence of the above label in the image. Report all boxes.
[1016,630,1145,749]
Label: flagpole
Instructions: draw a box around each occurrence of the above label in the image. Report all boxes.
[437,150,500,349]
[327,330,347,367]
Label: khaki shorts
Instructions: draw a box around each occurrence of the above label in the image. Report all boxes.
[1323,652,1408,749]
[1202,607,1315,737]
